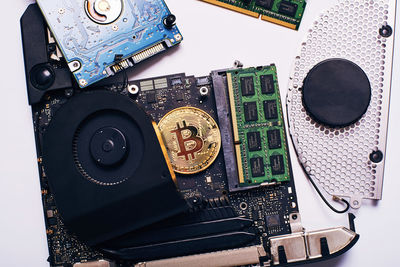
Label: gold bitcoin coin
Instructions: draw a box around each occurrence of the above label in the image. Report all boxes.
[158,107,221,174]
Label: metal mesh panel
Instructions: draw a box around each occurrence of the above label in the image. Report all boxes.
[287,0,396,208]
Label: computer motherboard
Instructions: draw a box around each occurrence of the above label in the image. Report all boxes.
[31,66,300,266]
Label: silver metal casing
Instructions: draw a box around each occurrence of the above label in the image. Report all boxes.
[287,0,397,208]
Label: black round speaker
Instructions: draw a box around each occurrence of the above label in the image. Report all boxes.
[30,63,55,90]
[302,59,371,127]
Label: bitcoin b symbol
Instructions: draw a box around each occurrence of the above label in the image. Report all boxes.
[171,121,203,161]
[158,107,221,174]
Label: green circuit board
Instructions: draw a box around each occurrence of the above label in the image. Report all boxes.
[227,65,290,188]
[201,0,306,30]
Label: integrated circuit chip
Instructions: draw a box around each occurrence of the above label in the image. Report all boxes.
[279,1,298,17]
[241,76,255,96]
[146,91,157,104]
[175,91,184,101]
[265,214,281,227]
[261,75,275,95]
[247,131,262,151]
[270,155,285,175]
[250,157,265,177]
[244,102,258,122]
[255,0,273,10]
[48,217,58,226]
[264,100,278,120]
[267,129,282,149]
[200,0,306,30]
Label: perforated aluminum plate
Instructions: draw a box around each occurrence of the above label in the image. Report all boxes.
[287,0,397,208]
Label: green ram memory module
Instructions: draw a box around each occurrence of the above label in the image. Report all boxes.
[201,0,306,30]
[226,65,290,187]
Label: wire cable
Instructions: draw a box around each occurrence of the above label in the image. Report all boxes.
[305,172,350,214]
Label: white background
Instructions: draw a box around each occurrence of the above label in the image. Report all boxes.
[0,0,399,266]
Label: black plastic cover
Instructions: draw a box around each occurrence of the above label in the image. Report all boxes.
[20,4,73,105]
[42,90,188,246]
[302,58,371,127]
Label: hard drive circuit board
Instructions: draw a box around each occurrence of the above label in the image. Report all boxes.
[32,69,299,266]
[37,0,182,88]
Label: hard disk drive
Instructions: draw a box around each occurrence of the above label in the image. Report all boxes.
[36,0,182,88]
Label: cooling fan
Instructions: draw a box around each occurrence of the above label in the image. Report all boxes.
[42,90,188,245]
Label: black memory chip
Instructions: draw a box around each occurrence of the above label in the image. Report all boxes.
[260,75,275,95]
[250,157,265,177]
[265,214,281,227]
[244,102,258,122]
[175,91,184,101]
[279,1,298,17]
[247,131,262,151]
[146,91,156,103]
[240,76,255,96]
[264,100,278,120]
[48,217,57,226]
[270,155,285,175]
[267,129,282,149]
[255,0,274,10]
